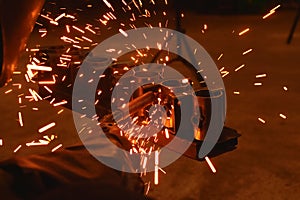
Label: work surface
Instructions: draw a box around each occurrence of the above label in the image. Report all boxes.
[0,8,300,200]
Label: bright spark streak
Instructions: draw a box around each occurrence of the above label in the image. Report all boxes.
[205,157,216,173]
[38,122,56,133]
[217,54,223,60]
[258,118,266,124]
[256,74,267,78]
[263,5,281,19]
[27,64,52,71]
[44,86,53,93]
[85,26,96,34]
[82,36,93,43]
[103,0,114,11]
[26,141,49,146]
[29,89,42,101]
[263,11,275,19]
[234,64,245,72]
[154,150,159,185]
[55,13,66,21]
[5,89,12,94]
[53,100,68,107]
[243,49,253,55]
[57,109,64,114]
[119,28,128,37]
[14,145,22,153]
[72,25,85,33]
[66,25,70,33]
[18,112,23,127]
[279,114,287,119]
[165,128,169,139]
[0,139,2,146]
[239,28,250,36]
[51,144,62,152]
[233,91,240,95]
[254,83,263,86]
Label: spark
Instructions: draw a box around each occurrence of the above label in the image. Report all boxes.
[85,26,96,34]
[233,91,240,95]
[217,53,223,60]
[57,109,64,114]
[239,28,250,36]
[29,88,42,101]
[53,100,68,107]
[18,112,24,127]
[50,98,56,104]
[44,86,53,93]
[72,25,85,33]
[256,74,267,78]
[279,113,287,119]
[27,64,52,71]
[14,145,22,153]
[103,0,114,11]
[154,150,159,185]
[13,71,22,75]
[222,72,229,78]
[54,13,66,21]
[159,167,167,174]
[40,14,53,21]
[234,64,245,72]
[65,14,76,19]
[165,128,169,139]
[283,86,288,91]
[5,89,12,94]
[38,79,56,85]
[73,45,82,49]
[0,139,2,146]
[119,28,128,37]
[26,140,49,146]
[254,83,263,86]
[38,122,56,133]
[66,25,70,33]
[51,144,63,152]
[242,49,253,55]
[258,118,266,124]
[82,36,93,43]
[205,156,216,173]
[263,5,280,19]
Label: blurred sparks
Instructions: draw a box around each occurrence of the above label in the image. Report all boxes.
[0,0,288,192]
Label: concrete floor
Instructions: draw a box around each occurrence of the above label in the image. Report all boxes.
[0,4,300,200]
